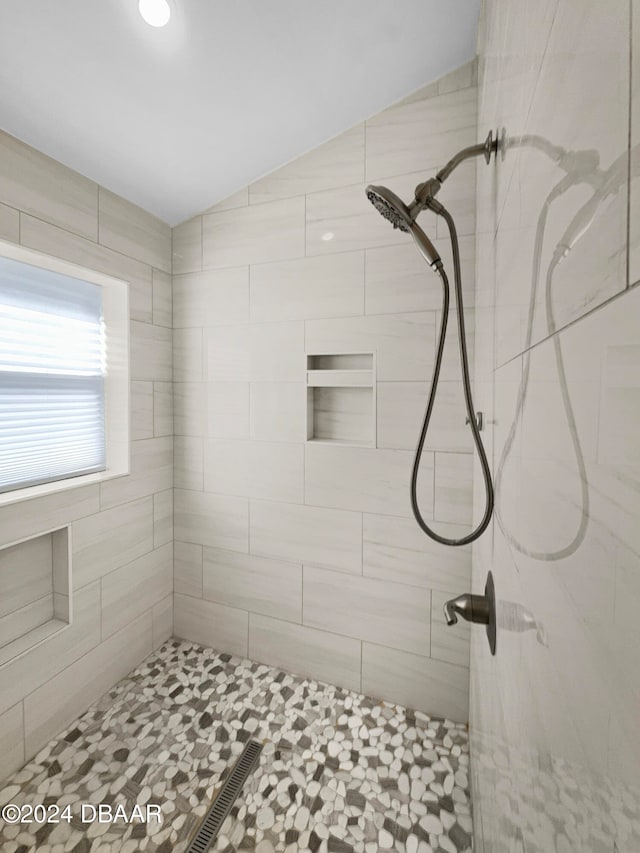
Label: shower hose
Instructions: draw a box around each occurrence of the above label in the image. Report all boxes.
[410,203,494,546]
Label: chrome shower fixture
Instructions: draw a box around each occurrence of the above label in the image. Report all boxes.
[365,131,498,547]
[366,131,497,236]
[365,185,443,269]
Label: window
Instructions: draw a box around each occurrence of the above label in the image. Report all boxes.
[0,241,129,504]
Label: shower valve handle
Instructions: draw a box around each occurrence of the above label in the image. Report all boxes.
[443,572,497,655]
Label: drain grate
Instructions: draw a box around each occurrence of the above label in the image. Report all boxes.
[186,739,263,853]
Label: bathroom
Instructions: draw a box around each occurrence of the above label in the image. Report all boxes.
[0,0,637,851]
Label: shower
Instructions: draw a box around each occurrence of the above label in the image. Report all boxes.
[366,132,497,546]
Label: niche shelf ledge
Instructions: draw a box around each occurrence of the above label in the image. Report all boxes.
[306,352,376,446]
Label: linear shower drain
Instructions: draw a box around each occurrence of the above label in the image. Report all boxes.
[186,739,263,853]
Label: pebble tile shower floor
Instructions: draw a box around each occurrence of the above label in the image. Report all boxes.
[0,640,473,853]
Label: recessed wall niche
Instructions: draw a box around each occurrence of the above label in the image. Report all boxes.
[0,526,72,667]
[306,353,376,446]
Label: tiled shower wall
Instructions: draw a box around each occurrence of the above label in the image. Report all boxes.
[171,61,480,723]
[0,131,174,785]
[471,1,640,852]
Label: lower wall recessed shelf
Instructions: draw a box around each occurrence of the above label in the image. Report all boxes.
[0,526,72,668]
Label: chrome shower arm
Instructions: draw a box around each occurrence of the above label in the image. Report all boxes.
[436,130,498,185]
[410,131,498,213]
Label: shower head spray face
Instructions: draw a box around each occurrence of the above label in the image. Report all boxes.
[365,185,412,232]
[366,184,442,269]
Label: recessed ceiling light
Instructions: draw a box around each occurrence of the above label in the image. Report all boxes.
[138,0,171,27]
[321,232,335,242]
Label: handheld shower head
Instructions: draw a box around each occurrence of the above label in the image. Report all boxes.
[365,185,412,232]
[366,184,442,269]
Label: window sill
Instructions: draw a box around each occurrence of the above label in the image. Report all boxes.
[0,463,129,508]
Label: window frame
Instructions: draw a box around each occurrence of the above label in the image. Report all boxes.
[0,239,130,507]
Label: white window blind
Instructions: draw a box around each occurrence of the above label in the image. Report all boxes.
[0,256,106,494]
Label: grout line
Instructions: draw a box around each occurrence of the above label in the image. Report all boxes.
[494,283,639,370]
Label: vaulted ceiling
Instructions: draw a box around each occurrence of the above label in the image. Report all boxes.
[0,0,479,225]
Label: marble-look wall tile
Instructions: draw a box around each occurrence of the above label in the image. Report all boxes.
[205,321,306,384]
[99,436,172,509]
[250,499,361,574]
[174,436,204,490]
[153,489,173,548]
[362,642,469,723]
[306,182,406,256]
[204,325,251,382]
[0,130,98,240]
[98,187,171,272]
[72,496,154,588]
[365,234,476,315]
[0,582,101,718]
[249,321,305,382]
[248,613,362,693]
[0,596,54,651]
[174,382,206,437]
[152,594,173,649]
[131,381,154,440]
[362,513,471,593]
[173,267,249,328]
[153,381,174,437]
[0,533,53,619]
[207,382,250,438]
[365,86,477,182]
[23,612,153,759]
[173,593,248,658]
[152,269,172,328]
[250,383,307,442]
[203,196,305,269]
[377,381,472,452]
[0,703,24,781]
[304,313,436,381]
[174,489,248,552]
[0,485,99,549]
[305,443,433,518]
[131,321,172,382]
[101,543,173,639]
[434,452,474,525]
[172,216,202,274]
[249,125,365,204]
[303,566,430,656]
[174,328,203,382]
[203,439,303,503]
[0,202,19,242]
[203,548,302,622]
[174,541,203,598]
[250,252,364,322]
